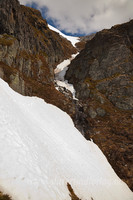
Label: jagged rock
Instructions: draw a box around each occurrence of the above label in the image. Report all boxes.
[0,0,77,117]
[76,33,96,51]
[66,20,133,190]
[73,101,90,137]
[55,85,73,99]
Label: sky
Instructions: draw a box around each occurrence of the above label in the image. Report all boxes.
[19,0,133,36]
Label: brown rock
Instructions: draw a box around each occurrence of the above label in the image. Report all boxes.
[66,20,133,190]
[0,0,77,117]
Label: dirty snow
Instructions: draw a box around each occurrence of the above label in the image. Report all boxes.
[0,78,132,200]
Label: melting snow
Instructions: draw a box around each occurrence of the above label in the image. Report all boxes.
[48,24,79,99]
[54,54,78,99]
[0,78,132,200]
[48,24,79,47]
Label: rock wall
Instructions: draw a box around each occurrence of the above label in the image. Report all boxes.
[0,0,77,115]
[66,20,133,190]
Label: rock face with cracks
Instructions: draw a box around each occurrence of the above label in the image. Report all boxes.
[66,20,133,190]
[0,0,77,117]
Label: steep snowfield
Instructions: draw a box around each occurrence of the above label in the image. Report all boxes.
[0,78,132,200]
[48,24,79,47]
[54,53,78,99]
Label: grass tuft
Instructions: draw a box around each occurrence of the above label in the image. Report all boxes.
[67,183,81,200]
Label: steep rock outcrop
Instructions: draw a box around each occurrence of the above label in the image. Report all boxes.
[66,20,133,190]
[76,33,95,51]
[0,0,77,115]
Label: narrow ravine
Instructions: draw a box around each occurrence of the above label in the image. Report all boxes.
[54,53,79,99]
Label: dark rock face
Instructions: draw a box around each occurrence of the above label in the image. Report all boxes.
[66,22,133,110]
[66,20,133,190]
[76,33,95,51]
[0,0,77,116]
[0,0,76,62]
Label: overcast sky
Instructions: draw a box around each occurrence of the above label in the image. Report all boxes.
[20,0,133,36]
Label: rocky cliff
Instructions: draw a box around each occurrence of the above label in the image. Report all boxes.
[0,0,77,116]
[0,0,133,192]
[66,20,133,190]
[76,33,95,51]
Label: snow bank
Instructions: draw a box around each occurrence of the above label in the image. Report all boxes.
[0,78,132,200]
[48,24,79,47]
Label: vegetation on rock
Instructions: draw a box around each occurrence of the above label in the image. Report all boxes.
[66,20,133,190]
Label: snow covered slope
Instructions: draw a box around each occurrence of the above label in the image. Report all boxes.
[0,78,132,200]
[48,24,79,47]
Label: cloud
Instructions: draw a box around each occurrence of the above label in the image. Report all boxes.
[19,0,133,35]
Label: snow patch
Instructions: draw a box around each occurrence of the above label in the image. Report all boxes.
[0,78,132,200]
[48,24,79,99]
[48,24,79,47]
[54,53,78,99]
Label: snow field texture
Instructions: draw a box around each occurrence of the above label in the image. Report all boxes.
[0,78,132,200]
